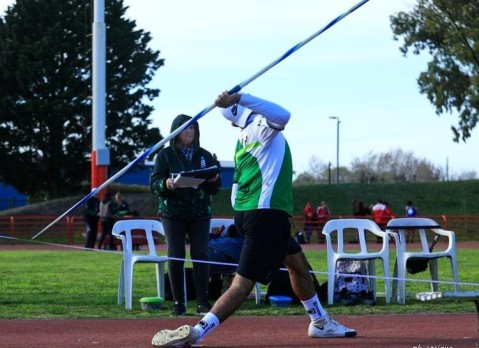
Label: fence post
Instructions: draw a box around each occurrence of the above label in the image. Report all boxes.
[66,216,74,245]
[9,216,15,245]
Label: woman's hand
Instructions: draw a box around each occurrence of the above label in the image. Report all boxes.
[207,173,219,183]
[166,178,176,190]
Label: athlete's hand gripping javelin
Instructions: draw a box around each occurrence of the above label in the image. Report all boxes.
[215,91,240,108]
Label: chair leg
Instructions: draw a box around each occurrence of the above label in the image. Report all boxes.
[450,257,460,294]
[254,283,262,304]
[367,260,377,300]
[392,260,399,303]
[327,261,336,305]
[397,259,407,305]
[429,259,439,292]
[124,262,134,310]
[450,256,459,292]
[118,260,125,305]
[380,258,391,304]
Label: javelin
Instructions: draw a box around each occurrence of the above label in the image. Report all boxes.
[32,0,370,240]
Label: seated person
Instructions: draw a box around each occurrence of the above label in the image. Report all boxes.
[208,224,244,274]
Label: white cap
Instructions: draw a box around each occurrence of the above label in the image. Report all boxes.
[221,104,253,128]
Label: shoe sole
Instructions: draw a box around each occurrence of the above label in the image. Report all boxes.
[152,325,197,347]
[309,331,357,338]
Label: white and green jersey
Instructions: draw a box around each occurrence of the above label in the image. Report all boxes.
[231,94,293,215]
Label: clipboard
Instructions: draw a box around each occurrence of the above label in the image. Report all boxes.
[173,175,205,189]
[179,165,220,179]
[173,165,219,189]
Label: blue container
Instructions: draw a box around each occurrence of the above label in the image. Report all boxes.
[269,295,293,307]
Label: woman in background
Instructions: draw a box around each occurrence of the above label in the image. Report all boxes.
[150,114,221,316]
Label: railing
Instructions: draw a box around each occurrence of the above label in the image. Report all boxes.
[0,216,82,245]
[1,214,478,245]
[290,214,479,242]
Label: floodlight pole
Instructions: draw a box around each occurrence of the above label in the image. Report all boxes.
[329,116,340,184]
[92,0,109,197]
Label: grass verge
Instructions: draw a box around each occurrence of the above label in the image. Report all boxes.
[0,248,477,320]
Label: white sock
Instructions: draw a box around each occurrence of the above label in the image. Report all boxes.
[194,312,220,339]
[301,294,327,321]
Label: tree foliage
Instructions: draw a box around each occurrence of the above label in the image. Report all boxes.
[390,0,479,142]
[295,149,451,185]
[349,149,443,183]
[0,0,164,199]
[293,155,350,185]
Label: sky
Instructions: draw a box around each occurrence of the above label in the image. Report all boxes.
[2,0,478,179]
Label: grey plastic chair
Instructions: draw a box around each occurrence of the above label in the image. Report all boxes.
[386,217,459,304]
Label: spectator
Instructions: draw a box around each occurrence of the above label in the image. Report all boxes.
[98,191,117,250]
[349,200,369,243]
[114,192,130,217]
[316,201,331,244]
[303,202,316,244]
[206,223,245,298]
[150,113,221,316]
[383,202,396,224]
[208,224,244,274]
[352,200,370,216]
[83,189,100,249]
[405,200,418,243]
[371,199,391,243]
[371,199,386,227]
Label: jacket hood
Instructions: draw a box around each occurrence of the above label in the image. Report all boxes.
[170,114,200,148]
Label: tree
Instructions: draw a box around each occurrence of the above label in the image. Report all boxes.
[350,149,443,183]
[390,0,479,142]
[0,0,164,199]
[293,155,353,185]
[293,156,329,185]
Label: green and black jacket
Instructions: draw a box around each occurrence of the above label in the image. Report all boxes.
[149,114,221,221]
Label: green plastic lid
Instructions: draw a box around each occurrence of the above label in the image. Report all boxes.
[139,297,164,304]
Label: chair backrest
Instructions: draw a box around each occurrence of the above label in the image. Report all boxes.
[386,217,454,254]
[386,217,441,229]
[322,218,388,255]
[112,219,164,256]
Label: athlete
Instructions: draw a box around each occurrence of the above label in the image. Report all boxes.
[151,92,357,347]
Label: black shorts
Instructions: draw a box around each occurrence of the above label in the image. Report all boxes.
[234,209,302,285]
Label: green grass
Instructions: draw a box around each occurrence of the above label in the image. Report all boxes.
[0,248,477,320]
[211,180,479,241]
[211,180,479,217]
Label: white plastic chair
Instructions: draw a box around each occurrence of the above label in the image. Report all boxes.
[113,219,167,310]
[322,219,391,305]
[209,218,262,305]
[386,217,459,304]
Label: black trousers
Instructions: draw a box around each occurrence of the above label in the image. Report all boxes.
[84,217,99,249]
[162,217,211,304]
[98,218,115,250]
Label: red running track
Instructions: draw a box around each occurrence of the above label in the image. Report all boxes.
[1,313,477,348]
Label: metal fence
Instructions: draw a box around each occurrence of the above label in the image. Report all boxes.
[1,214,478,246]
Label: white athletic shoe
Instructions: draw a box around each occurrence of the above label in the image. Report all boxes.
[151,325,201,347]
[308,316,357,338]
